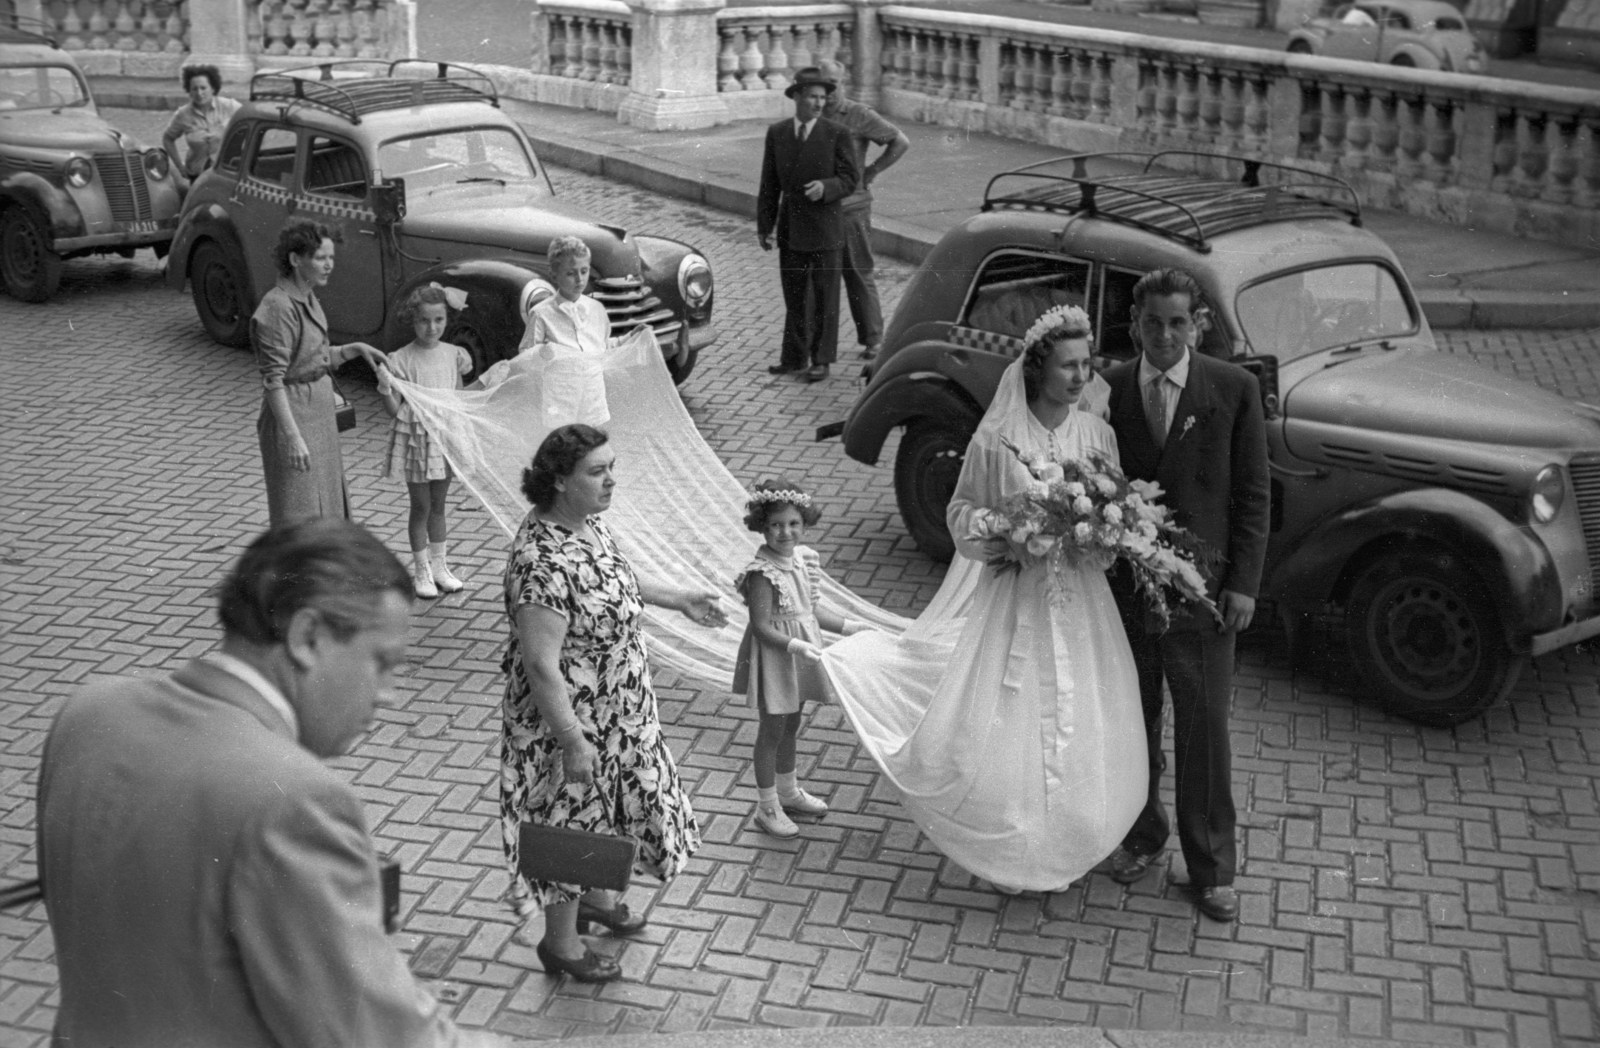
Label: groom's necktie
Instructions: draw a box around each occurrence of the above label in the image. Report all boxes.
[1144,375,1169,449]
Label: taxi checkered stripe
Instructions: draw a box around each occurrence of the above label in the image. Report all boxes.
[946,325,1026,359]
[238,178,376,222]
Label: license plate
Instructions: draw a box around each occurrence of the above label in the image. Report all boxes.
[122,220,166,234]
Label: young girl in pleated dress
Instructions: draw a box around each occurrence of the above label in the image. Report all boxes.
[379,283,472,598]
[733,479,868,838]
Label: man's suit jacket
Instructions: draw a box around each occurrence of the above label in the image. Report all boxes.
[1105,352,1272,631]
[37,658,466,1048]
[756,116,858,253]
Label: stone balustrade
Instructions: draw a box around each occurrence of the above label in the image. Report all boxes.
[714,4,853,119]
[248,0,409,62]
[532,0,632,86]
[874,5,1600,247]
[27,0,190,76]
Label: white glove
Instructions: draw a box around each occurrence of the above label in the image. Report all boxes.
[786,637,823,662]
[375,367,394,396]
[841,619,872,636]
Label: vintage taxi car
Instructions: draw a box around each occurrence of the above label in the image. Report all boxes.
[166,61,715,382]
[833,151,1600,726]
[1,23,181,302]
[1287,0,1487,71]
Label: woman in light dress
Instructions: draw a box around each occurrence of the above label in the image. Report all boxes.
[825,306,1147,893]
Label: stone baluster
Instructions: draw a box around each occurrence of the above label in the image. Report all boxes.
[562,15,585,77]
[1367,91,1399,172]
[878,23,900,90]
[1543,116,1577,205]
[1014,41,1037,111]
[1043,49,1067,117]
[827,22,849,79]
[174,1,190,53]
[958,34,979,101]
[335,0,357,56]
[1296,83,1321,158]
[1197,70,1223,147]
[585,18,605,80]
[542,13,564,77]
[114,0,137,50]
[354,0,378,58]
[739,25,765,91]
[289,1,313,56]
[1343,88,1371,170]
[1135,57,1157,130]
[1090,54,1113,124]
[1574,117,1600,208]
[1395,94,1426,180]
[1157,61,1179,136]
[618,22,632,85]
[1241,75,1268,154]
[138,0,161,51]
[1425,98,1457,184]
[311,0,335,57]
[906,28,926,93]
[764,24,790,93]
[1176,65,1201,143]
[1218,71,1245,153]
[717,25,742,91]
[1317,84,1346,162]
[263,2,288,55]
[597,20,619,83]
[939,31,960,99]
[1513,110,1549,197]
[789,23,813,75]
[998,41,1016,107]
[1069,50,1092,120]
[87,1,111,49]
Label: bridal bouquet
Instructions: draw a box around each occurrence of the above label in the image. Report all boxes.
[965,439,1219,626]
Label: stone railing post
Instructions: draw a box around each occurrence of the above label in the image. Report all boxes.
[532,4,553,73]
[188,0,255,84]
[618,0,730,130]
[848,0,890,107]
[13,0,45,23]
[977,33,1001,106]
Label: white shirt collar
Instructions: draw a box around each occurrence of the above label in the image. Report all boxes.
[1139,348,1191,389]
[795,117,817,137]
[204,652,300,737]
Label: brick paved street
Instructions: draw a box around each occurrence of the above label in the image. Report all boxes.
[1,142,1598,1045]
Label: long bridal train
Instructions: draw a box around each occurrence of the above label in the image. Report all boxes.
[394,337,1146,892]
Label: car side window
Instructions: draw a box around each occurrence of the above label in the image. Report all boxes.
[961,252,1089,342]
[248,127,298,188]
[1097,267,1143,363]
[1384,10,1410,27]
[305,135,367,200]
[216,123,249,175]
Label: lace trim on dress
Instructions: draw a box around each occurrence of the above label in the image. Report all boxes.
[734,554,800,614]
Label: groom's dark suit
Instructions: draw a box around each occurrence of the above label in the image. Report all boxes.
[1105,350,1270,888]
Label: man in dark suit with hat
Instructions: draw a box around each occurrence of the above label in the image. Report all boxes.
[757,66,859,383]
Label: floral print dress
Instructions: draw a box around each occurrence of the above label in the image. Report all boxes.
[500,511,701,910]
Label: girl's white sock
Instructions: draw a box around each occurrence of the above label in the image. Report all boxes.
[775,771,799,799]
[757,785,779,810]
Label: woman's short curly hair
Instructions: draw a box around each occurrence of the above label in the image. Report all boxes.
[272,218,343,277]
[1021,305,1093,402]
[742,478,821,532]
[397,283,453,328]
[521,424,610,511]
[181,64,222,94]
[547,235,591,275]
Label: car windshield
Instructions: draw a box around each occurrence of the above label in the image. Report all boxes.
[1236,262,1414,361]
[376,127,542,193]
[0,64,90,110]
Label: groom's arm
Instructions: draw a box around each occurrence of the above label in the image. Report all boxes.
[1222,369,1271,610]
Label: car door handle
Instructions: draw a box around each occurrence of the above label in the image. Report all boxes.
[357,228,376,236]
[1270,459,1329,480]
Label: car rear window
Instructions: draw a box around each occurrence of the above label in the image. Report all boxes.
[1237,262,1414,360]
[0,64,89,110]
[961,252,1089,341]
[1434,15,1466,29]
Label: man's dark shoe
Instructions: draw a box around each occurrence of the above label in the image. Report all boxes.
[804,364,830,382]
[1196,886,1239,922]
[860,343,879,360]
[1108,847,1157,885]
[768,363,802,374]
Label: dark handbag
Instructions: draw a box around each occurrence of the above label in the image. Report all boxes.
[331,377,356,432]
[518,823,638,893]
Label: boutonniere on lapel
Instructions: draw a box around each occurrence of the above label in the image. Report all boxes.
[1178,415,1197,441]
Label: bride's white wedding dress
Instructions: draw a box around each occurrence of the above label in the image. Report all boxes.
[393,342,1145,891]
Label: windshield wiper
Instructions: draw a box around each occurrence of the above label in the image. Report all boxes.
[455,176,506,186]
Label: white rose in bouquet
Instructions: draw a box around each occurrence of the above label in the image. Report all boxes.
[1073,521,1093,543]
[1065,481,1087,498]
[1036,461,1066,484]
[1027,479,1051,498]
[1026,533,1058,557]
[1072,495,1095,516]
[1093,475,1119,497]
[1102,503,1124,525]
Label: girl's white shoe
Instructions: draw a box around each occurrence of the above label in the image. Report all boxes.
[412,552,438,599]
[754,804,799,839]
[428,542,465,594]
[779,788,829,817]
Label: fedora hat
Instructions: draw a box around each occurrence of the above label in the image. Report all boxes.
[784,66,838,99]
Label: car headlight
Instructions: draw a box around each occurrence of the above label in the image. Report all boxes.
[65,157,93,188]
[143,149,169,181]
[1530,464,1564,523]
[678,253,713,309]
[519,276,555,321]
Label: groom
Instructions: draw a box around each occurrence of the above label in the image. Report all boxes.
[1104,268,1271,922]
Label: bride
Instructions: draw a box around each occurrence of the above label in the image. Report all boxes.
[822,305,1148,892]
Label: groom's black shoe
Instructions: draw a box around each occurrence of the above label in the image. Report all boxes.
[1108,847,1157,885]
[1195,886,1239,922]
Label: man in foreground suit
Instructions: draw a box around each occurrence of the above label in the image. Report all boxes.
[756,66,858,383]
[1103,268,1271,922]
[37,519,507,1048]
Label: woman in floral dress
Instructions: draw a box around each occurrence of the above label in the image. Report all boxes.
[501,424,725,984]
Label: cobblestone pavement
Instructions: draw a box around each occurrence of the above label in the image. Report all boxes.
[2,143,1599,1045]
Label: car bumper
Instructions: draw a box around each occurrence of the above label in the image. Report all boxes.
[1529,614,1600,657]
[687,322,717,352]
[55,221,177,253]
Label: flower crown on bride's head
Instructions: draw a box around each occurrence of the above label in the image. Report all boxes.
[1022,304,1093,352]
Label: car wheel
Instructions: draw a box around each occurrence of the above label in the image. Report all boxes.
[665,341,699,385]
[894,417,975,562]
[1288,40,1314,53]
[447,314,495,379]
[191,241,252,348]
[1390,53,1415,66]
[1343,548,1525,726]
[1,207,63,303]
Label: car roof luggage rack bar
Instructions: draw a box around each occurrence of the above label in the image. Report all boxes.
[249,59,498,123]
[982,151,1362,253]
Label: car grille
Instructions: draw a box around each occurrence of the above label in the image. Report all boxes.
[591,275,681,343]
[1571,456,1600,576]
[92,152,153,223]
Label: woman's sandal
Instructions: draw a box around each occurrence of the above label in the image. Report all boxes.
[534,940,622,983]
[576,898,648,936]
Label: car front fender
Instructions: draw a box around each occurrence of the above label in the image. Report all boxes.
[1390,43,1441,68]
[1,174,85,242]
[1267,486,1563,644]
[385,258,543,358]
[632,233,705,318]
[166,202,243,291]
[841,369,984,467]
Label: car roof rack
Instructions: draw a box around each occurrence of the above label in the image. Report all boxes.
[249,59,498,124]
[981,151,1362,253]
[0,17,61,47]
